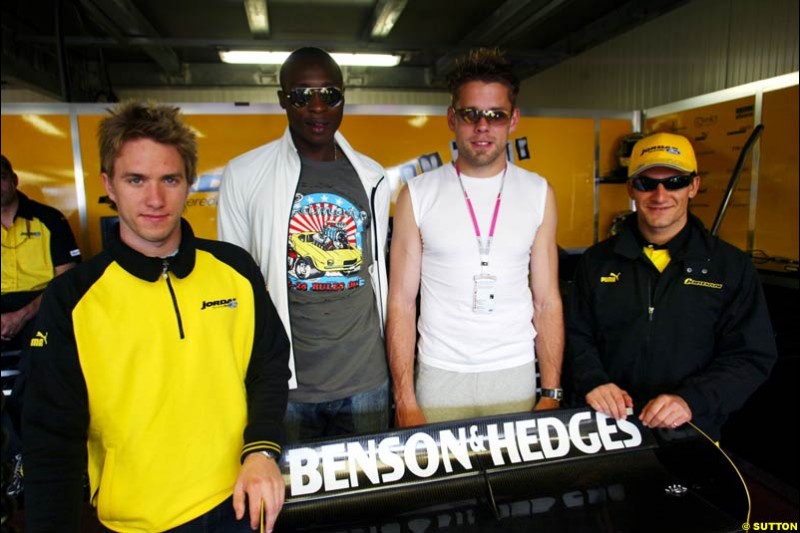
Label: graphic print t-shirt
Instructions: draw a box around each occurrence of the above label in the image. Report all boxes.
[287,154,387,401]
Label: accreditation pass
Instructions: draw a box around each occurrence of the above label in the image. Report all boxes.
[473,273,497,314]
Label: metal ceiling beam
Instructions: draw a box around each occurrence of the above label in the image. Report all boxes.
[434,0,536,76]
[495,0,570,46]
[77,0,181,75]
[17,34,442,53]
[363,0,408,40]
[106,62,431,89]
[73,0,126,42]
[514,0,691,78]
[0,50,64,100]
[244,0,270,38]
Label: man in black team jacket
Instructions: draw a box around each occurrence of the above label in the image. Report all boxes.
[567,132,776,441]
[23,101,290,532]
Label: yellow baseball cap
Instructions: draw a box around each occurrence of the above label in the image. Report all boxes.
[628,132,697,178]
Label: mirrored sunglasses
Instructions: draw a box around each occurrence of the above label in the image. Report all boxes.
[631,173,695,192]
[286,87,344,109]
[453,107,511,124]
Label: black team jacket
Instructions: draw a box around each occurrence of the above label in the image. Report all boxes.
[567,214,777,440]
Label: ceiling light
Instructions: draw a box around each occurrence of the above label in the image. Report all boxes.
[219,51,401,67]
[332,53,401,67]
[219,51,289,64]
[244,0,269,36]
[369,0,408,38]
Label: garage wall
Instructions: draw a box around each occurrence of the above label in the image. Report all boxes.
[518,0,799,110]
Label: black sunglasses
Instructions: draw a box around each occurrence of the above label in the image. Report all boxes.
[631,173,695,192]
[452,107,511,124]
[285,87,344,109]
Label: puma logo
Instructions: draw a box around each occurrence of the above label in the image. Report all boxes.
[600,272,621,283]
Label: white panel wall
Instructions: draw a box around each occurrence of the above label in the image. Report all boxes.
[728,0,799,85]
[518,0,799,110]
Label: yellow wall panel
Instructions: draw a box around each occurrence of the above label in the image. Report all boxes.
[756,85,799,262]
[0,114,84,252]
[599,120,633,178]
[79,114,117,258]
[598,120,634,240]
[520,117,595,248]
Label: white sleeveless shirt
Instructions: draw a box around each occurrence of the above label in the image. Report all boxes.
[408,163,548,372]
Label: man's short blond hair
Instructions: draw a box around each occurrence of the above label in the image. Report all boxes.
[98,100,198,185]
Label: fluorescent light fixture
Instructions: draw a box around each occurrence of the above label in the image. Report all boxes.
[369,0,408,38]
[219,51,401,67]
[219,51,289,64]
[332,53,401,67]
[244,0,269,36]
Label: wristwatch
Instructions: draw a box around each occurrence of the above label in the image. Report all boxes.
[258,449,280,461]
[540,388,563,401]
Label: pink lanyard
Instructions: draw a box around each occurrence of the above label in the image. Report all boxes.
[455,161,507,272]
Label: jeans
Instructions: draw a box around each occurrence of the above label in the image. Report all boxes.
[284,379,389,443]
[100,496,253,532]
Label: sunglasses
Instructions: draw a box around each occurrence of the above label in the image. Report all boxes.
[285,87,344,109]
[631,173,695,192]
[452,107,511,124]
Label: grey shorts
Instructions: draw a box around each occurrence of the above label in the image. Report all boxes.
[415,360,537,423]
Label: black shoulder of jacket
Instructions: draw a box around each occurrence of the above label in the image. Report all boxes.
[41,251,115,312]
[684,214,751,264]
[194,238,263,283]
[707,234,754,271]
[583,231,625,262]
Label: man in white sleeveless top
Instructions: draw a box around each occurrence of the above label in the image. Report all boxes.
[387,48,564,426]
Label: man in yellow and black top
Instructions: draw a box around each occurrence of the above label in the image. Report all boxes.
[1,154,80,349]
[2,154,80,471]
[22,101,290,533]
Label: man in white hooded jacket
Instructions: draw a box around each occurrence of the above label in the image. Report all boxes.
[219,47,390,443]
